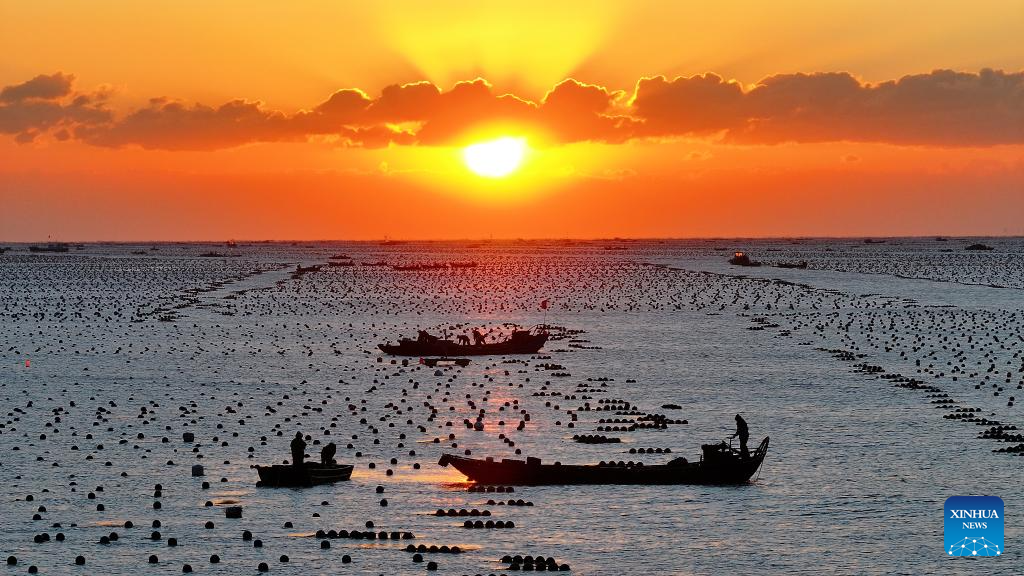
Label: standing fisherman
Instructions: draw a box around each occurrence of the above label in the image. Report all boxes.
[291,432,307,467]
[731,414,749,459]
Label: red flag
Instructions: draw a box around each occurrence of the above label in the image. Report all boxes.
[540,299,549,310]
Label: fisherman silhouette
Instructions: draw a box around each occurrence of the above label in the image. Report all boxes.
[457,334,470,346]
[320,442,337,465]
[731,414,749,459]
[291,432,307,467]
[472,329,486,346]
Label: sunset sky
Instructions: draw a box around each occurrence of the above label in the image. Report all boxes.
[1,1,1022,240]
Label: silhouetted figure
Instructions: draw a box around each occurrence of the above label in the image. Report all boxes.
[291,432,307,467]
[457,334,470,346]
[417,330,438,344]
[731,414,749,458]
[472,329,486,346]
[321,442,336,465]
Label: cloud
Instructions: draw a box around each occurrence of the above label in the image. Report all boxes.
[0,72,75,102]
[1,69,1021,149]
[0,72,111,142]
[731,69,1024,146]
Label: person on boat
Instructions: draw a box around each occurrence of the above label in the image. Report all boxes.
[417,330,439,344]
[320,442,337,465]
[472,329,486,346]
[731,414,749,458]
[291,432,307,467]
[456,334,470,346]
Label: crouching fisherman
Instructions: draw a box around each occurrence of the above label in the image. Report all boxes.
[321,442,337,465]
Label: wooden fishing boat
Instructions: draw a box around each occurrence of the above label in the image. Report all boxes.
[438,437,769,485]
[255,463,353,487]
[379,330,547,357]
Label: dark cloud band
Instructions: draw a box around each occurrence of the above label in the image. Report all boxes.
[1,69,1020,149]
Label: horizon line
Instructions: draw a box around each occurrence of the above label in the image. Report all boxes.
[3,233,1022,244]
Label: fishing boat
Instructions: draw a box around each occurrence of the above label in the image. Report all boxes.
[438,437,769,485]
[379,329,547,357]
[728,251,761,267]
[255,463,353,487]
[28,242,70,253]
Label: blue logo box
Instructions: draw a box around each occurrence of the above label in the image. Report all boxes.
[945,496,1004,557]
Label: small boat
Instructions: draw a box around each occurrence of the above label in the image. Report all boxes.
[379,329,548,357]
[438,437,769,485]
[728,251,761,267]
[294,264,322,274]
[29,242,70,253]
[774,261,808,269]
[255,463,353,487]
[327,260,355,267]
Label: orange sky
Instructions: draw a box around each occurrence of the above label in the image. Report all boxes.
[1,1,1022,240]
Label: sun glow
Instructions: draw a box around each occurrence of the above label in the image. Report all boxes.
[463,137,526,178]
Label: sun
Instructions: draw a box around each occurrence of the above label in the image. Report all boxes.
[463,137,526,178]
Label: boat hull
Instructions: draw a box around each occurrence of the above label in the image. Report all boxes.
[438,438,768,485]
[255,463,353,487]
[378,333,548,357]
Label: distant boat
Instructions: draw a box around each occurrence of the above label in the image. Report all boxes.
[774,261,808,269]
[29,242,70,253]
[379,329,547,357]
[965,243,994,251]
[438,437,769,485]
[392,262,477,271]
[328,254,352,260]
[255,463,353,487]
[728,251,761,267]
[327,260,355,267]
[226,239,238,248]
